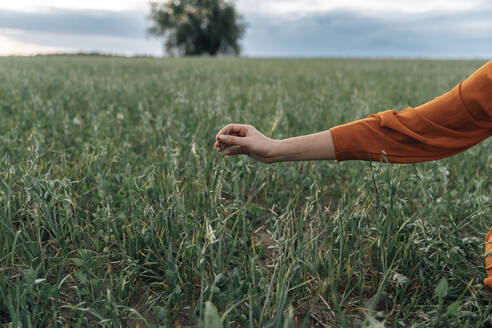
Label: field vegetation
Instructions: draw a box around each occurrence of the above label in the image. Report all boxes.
[0,56,490,327]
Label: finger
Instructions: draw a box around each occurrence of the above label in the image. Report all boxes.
[216,124,236,137]
[221,142,242,151]
[225,146,248,156]
[215,137,238,149]
[215,139,237,152]
[216,124,250,138]
[215,141,222,151]
[218,134,249,147]
[214,137,238,149]
[216,132,240,144]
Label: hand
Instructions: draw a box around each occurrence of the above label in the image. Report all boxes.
[214,124,278,163]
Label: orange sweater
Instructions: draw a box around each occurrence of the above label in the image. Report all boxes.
[330,60,492,296]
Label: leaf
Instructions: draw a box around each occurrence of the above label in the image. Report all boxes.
[203,301,222,328]
[392,272,409,285]
[361,312,385,328]
[23,268,35,285]
[40,284,58,297]
[75,270,88,284]
[72,258,85,266]
[446,300,461,316]
[152,306,168,321]
[434,278,448,298]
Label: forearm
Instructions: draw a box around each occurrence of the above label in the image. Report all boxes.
[270,130,336,162]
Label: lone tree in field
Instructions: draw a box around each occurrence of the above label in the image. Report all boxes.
[149,0,246,56]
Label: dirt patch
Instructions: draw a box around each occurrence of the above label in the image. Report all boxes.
[252,226,276,267]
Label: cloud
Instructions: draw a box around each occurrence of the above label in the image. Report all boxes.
[0,2,491,58]
[0,7,163,56]
[1,0,145,12]
[0,8,149,38]
[237,0,484,16]
[0,28,162,56]
[0,29,67,55]
[240,7,492,58]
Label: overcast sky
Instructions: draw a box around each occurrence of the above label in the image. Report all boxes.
[1,0,491,58]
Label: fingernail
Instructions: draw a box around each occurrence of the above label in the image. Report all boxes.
[219,135,227,142]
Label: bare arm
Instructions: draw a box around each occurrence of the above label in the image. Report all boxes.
[216,61,492,164]
[214,124,335,163]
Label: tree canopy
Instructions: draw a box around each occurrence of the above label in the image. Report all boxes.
[149,0,247,56]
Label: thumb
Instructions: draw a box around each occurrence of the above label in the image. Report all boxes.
[219,134,248,147]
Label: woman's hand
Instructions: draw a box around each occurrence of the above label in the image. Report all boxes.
[215,124,279,163]
[215,123,336,163]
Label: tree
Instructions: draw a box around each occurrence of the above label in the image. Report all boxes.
[149,0,247,56]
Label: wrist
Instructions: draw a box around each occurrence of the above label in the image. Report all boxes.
[268,139,287,162]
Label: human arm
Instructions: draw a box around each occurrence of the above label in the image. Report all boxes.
[216,61,492,164]
[330,60,492,163]
[215,61,492,296]
[214,125,335,163]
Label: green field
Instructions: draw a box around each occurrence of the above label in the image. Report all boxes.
[0,56,491,327]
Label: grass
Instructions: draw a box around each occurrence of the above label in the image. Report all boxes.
[0,56,490,327]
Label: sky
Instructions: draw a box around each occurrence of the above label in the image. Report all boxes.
[0,0,491,58]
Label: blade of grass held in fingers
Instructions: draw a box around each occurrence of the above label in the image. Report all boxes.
[220,132,228,152]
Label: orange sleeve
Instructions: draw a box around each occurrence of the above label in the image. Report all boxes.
[329,61,492,296]
[329,60,492,163]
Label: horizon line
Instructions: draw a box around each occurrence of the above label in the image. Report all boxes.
[0,51,489,61]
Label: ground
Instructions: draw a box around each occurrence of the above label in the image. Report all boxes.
[0,56,490,327]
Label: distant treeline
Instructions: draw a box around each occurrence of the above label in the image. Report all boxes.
[34,52,158,58]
